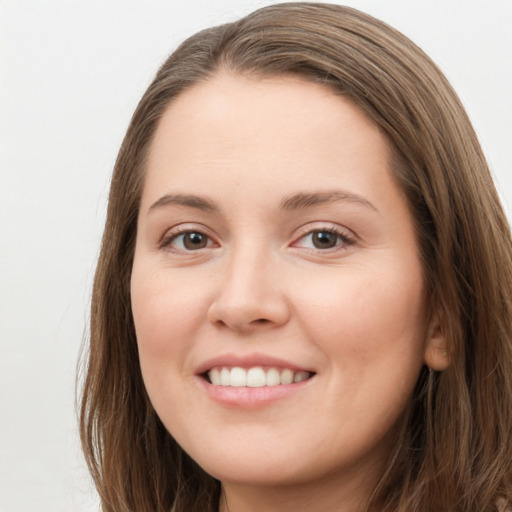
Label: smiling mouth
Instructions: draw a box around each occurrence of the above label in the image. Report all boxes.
[204,366,315,388]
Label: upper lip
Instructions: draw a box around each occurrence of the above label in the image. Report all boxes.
[195,353,315,375]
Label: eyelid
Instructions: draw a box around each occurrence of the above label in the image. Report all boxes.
[290,222,357,251]
[157,221,356,254]
[158,223,219,252]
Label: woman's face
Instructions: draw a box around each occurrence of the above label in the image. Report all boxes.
[131,73,442,493]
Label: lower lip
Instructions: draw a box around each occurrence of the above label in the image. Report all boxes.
[197,376,313,408]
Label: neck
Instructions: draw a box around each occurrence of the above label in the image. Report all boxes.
[218,465,381,512]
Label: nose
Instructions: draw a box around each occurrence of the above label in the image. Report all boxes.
[207,249,290,332]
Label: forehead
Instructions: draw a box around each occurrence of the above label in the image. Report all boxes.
[143,72,396,204]
[150,72,381,146]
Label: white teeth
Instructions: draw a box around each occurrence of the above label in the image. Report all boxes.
[266,367,280,386]
[280,368,294,385]
[220,367,230,386]
[209,368,221,385]
[207,366,312,387]
[293,371,309,383]
[230,367,246,387]
[247,367,266,387]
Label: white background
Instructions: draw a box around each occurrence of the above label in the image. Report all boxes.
[1,1,511,511]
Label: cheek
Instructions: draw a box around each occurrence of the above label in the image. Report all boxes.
[130,266,205,378]
[296,267,427,442]
[130,266,212,424]
[295,263,427,368]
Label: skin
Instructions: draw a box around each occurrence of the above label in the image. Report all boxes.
[131,73,448,512]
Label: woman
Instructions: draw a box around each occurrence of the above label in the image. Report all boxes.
[79,3,512,511]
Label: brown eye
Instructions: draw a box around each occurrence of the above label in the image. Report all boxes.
[161,230,215,252]
[311,231,338,249]
[182,232,208,250]
[292,226,355,252]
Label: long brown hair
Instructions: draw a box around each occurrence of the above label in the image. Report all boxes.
[79,3,512,511]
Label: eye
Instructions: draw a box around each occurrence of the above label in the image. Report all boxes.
[309,231,340,249]
[160,229,216,252]
[293,227,355,251]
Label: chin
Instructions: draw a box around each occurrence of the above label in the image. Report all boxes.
[177,436,308,486]
[200,459,309,487]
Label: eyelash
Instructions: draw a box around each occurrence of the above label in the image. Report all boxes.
[292,225,356,252]
[159,225,356,254]
[159,227,215,253]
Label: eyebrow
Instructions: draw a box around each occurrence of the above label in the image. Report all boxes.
[280,190,377,211]
[147,189,376,215]
[148,193,219,214]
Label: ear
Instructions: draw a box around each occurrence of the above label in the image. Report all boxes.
[423,314,450,371]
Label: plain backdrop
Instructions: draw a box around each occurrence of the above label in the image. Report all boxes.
[0,1,511,511]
